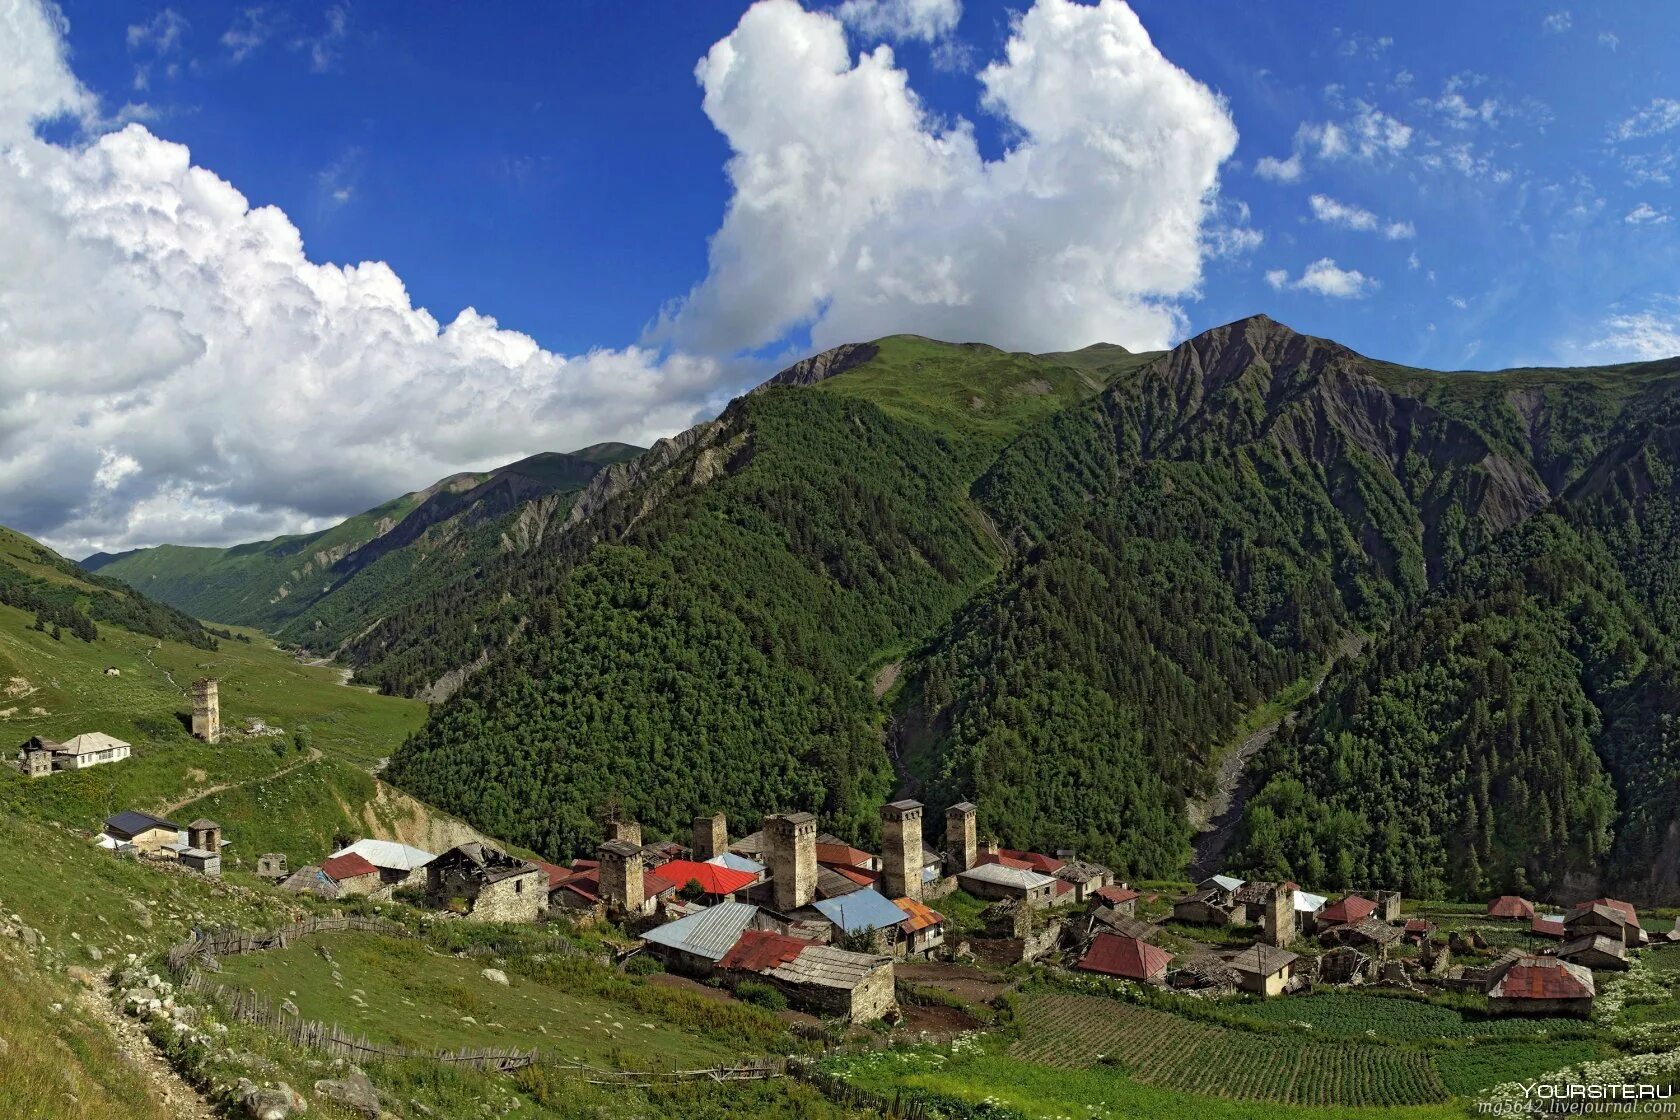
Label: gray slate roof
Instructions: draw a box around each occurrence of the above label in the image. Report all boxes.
[766,944,888,990]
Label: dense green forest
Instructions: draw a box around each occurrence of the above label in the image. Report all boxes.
[1232,393,1680,899]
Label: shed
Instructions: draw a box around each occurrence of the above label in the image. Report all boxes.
[320,852,382,895]
[1558,934,1629,971]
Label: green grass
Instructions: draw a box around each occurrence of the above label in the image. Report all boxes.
[810,334,1139,469]
[1433,1041,1615,1096]
[215,932,761,1069]
[0,600,425,840]
[0,939,174,1120]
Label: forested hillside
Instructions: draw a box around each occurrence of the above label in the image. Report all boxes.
[1233,385,1680,901]
[86,444,642,682]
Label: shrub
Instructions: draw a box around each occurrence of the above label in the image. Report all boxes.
[625,953,664,976]
[734,981,788,1011]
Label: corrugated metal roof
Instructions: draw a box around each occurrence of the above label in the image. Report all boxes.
[1206,874,1245,893]
[706,852,764,875]
[642,902,760,961]
[60,732,130,755]
[894,897,944,933]
[1491,956,1594,1000]
[332,839,435,871]
[1292,890,1328,913]
[959,863,1056,891]
[320,852,379,881]
[1096,885,1141,905]
[718,929,806,973]
[1487,895,1534,919]
[1320,895,1377,924]
[815,843,874,868]
[812,889,909,934]
[654,859,757,896]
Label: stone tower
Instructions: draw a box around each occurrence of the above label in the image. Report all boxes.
[945,802,978,873]
[1262,884,1294,948]
[191,678,220,743]
[598,838,645,915]
[766,811,817,912]
[881,799,924,901]
[604,817,642,848]
[692,812,727,862]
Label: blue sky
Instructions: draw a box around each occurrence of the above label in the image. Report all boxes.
[4,0,1679,551]
[59,0,1679,369]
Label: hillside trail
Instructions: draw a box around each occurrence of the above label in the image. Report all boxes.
[1187,632,1367,879]
[144,641,177,691]
[155,745,322,817]
[74,980,216,1120]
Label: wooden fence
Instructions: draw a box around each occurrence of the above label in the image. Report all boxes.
[166,915,411,974]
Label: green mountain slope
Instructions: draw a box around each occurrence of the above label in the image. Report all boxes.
[1233,387,1680,901]
[85,444,644,668]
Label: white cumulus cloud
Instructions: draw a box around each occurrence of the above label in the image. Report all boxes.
[1308,194,1413,239]
[661,0,1242,356]
[835,0,960,42]
[1266,258,1377,299]
[0,0,730,556]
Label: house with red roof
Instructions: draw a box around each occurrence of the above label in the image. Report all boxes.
[1077,933,1174,983]
[1315,894,1377,931]
[318,851,381,897]
[1486,955,1595,1016]
[1092,884,1141,915]
[716,927,896,1023]
[654,859,758,902]
[1530,914,1566,940]
[893,897,945,957]
[1486,895,1535,921]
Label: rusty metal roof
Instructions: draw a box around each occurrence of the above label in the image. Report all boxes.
[1490,956,1595,1000]
[1078,933,1173,980]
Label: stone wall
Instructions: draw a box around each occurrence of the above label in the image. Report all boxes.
[462,873,545,923]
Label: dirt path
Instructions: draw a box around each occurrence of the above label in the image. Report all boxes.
[75,980,216,1120]
[145,641,179,693]
[1187,632,1367,878]
[155,746,322,816]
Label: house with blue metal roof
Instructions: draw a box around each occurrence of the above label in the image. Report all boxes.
[810,889,909,939]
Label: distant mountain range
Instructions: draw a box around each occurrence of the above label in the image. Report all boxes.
[83,442,643,696]
[81,319,1680,903]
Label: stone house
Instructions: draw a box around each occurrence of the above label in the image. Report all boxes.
[719,930,895,1023]
[1052,860,1113,904]
[1315,894,1378,933]
[642,901,773,975]
[320,852,383,896]
[1226,944,1299,997]
[427,842,546,923]
[1319,916,1403,957]
[256,853,288,879]
[1486,955,1595,1016]
[957,862,1057,907]
[1091,884,1141,915]
[1172,888,1238,926]
[16,736,58,778]
[101,810,181,854]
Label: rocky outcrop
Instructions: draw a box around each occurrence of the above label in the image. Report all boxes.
[750,341,880,392]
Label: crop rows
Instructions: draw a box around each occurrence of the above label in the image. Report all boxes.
[1243,992,1580,1041]
[1010,994,1448,1107]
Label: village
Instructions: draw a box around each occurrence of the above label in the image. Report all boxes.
[25,673,1666,1030]
[13,667,1680,1119]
